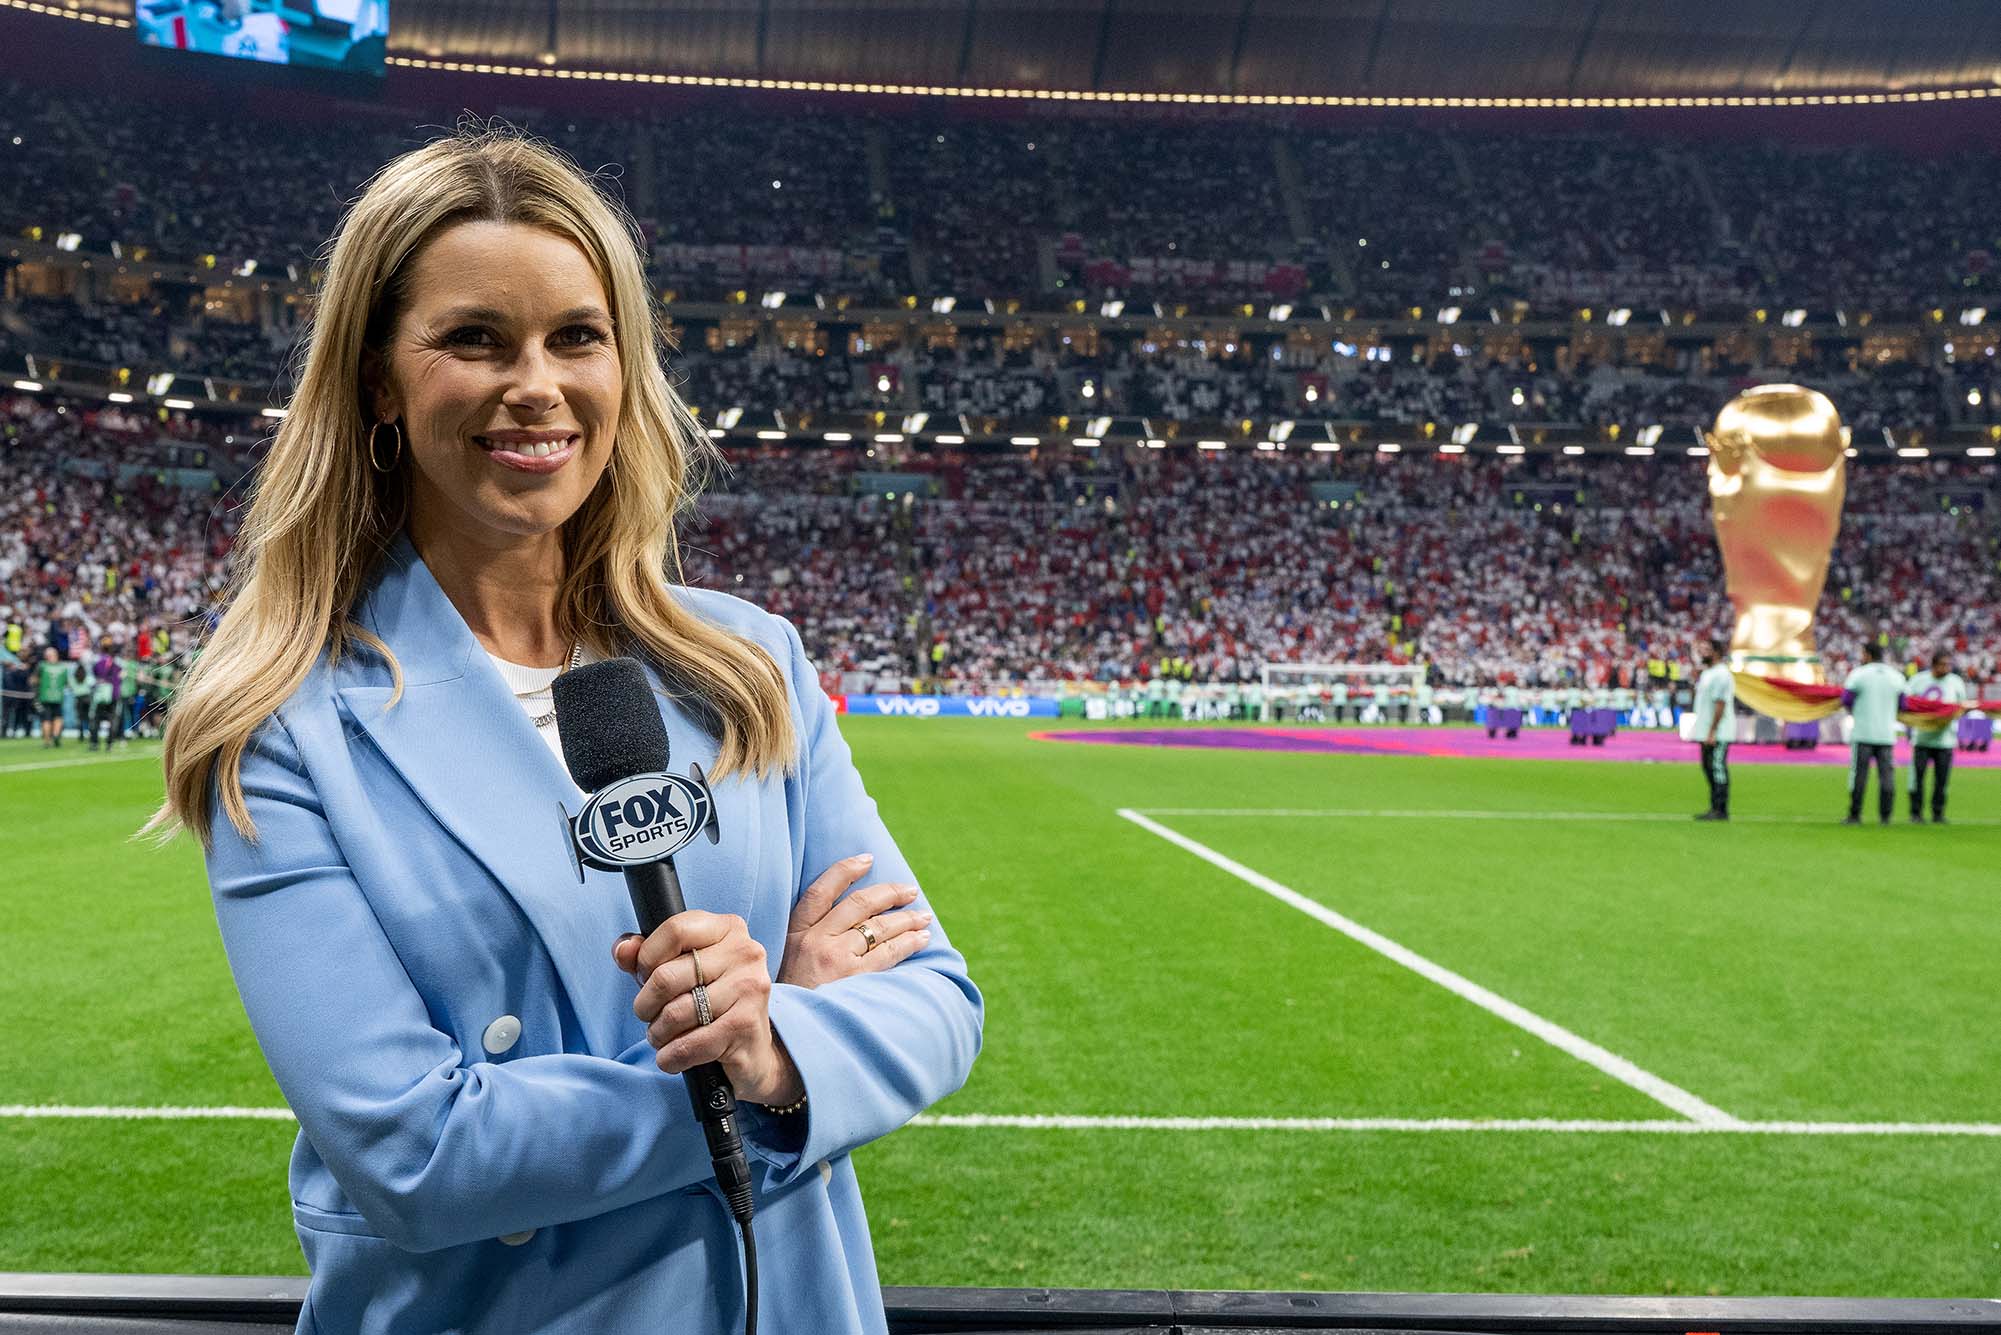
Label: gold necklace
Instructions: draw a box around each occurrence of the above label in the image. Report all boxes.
[525,642,585,729]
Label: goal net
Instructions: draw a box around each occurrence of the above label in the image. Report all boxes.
[1259,662,1429,722]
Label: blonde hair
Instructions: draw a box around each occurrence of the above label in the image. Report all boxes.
[144,124,796,852]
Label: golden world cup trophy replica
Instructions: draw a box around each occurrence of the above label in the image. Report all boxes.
[1702,385,1847,685]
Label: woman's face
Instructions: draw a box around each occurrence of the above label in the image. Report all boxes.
[368,221,621,552]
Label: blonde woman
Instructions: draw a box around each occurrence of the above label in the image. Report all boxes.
[147,126,981,1334]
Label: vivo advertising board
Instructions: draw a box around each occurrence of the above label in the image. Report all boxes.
[842,695,1059,718]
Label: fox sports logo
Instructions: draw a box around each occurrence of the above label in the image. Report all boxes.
[577,772,714,866]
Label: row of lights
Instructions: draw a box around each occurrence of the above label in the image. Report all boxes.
[8,2,1998,111]
[697,422,1998,461]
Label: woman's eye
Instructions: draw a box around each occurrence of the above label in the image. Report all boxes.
[445,326,606,347]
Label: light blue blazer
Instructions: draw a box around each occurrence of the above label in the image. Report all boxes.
[203,528,983,1333]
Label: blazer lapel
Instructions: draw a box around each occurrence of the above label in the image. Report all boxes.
[334,530,633,1055]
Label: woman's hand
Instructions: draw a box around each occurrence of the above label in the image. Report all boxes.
[614,911,801,1106]
[778,853,933,989]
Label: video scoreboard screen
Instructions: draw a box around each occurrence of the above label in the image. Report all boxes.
[134,0,388,76]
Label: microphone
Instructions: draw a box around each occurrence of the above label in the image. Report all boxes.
[551,658,755,1231]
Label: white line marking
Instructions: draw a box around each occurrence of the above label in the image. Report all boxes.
[0,750,159,775]
[913,1114,2001,1137]
[0,1104,297,1120]
[1136,807,2001,826]
[5,1105,1997,1137]
[1117,807,1741,1128]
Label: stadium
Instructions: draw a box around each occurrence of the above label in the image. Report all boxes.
[1,0,1998,1330]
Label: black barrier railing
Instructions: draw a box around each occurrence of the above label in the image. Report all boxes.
[2,1275,1999,1334]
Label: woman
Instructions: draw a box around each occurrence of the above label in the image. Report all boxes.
[146,127,982,1334]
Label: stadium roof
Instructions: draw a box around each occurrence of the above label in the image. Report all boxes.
[33,0,2001,102]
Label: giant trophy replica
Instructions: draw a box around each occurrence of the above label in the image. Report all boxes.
[1703,384,1847,686]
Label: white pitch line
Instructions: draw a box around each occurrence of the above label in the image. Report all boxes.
[1136,807,2001,826]
[5,1105,1998,1137]
[914,1114,2001,1137]
[1117,808,1741,1128]
[0,750,159,776]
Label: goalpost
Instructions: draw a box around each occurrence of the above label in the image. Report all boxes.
[1259,661,1428,722]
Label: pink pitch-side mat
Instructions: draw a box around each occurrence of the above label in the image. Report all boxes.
[1026,725,2000,767]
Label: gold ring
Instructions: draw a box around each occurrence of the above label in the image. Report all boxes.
[690,947,706,988]
[852,921,880,954]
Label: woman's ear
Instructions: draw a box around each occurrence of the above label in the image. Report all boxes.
[360,346,397,423]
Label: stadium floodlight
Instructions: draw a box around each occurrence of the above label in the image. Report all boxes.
[1845,447,1858,457]
[56,232,81,251]
[822,431,853,442]
[1898,446,1930,458]
[1377,442,1402,454]
[1267,304,1292,322]
[929,297,956,314]
[1143,439,1166,449]
[1100,300,1125,318]
[1086,417,1111,437]
[12,380,42,392]
[934,433,965,444]
[106,392,134,404]
[1011,435,1040,446]
[1071,438,1099,448]
[706,428,726,438]
[1439,443,1466,455]
[755,429,787,441]
[1688,446,1711,457]
[875,433,905,443]
[1080,380,1097,400]
[902,413,929,434]
[1310,441,1339,453]
[1451,422,1478,445]
[1607,308,1631,326]
[146,372,175,396]
[1969,390,1984,406]
[1497,443,1525,455]
[1272,419,1295,441]
[1638,424,1664,446]
[260,407,286,419]
[760,290,786,309]
[717,407,743,429]
[163,398,194,409]
[1968,446,1997,458]
[1197,440,1226,451]
[1256,441,1278,451]
[1562,445,1586,455]
[1625,445,1656,456]
[1437,306,1461,325]
[1781,308,1807,326]
[1960,307,1988,325]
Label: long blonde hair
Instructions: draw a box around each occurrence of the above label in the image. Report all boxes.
[145,124,796,853]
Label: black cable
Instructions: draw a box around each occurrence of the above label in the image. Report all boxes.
[738,1218,759,1335]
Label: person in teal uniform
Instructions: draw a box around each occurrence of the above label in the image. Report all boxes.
[145,127,980,1335]
[1904,649,1969,823]
[1842,641,1906,826]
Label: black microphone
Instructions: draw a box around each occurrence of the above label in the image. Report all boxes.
[551,657,756,1232]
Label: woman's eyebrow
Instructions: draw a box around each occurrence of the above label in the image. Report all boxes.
[435,304,612,325]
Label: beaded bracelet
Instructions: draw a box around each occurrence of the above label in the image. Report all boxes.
[758,1096,808,1116]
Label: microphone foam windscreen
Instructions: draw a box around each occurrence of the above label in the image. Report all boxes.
[551,657,672,791]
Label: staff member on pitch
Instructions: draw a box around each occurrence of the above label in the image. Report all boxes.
[1905,648,1968,823]
[1842,641,1905,826]
[1691,639,1734,821]
[146,127,980,1335]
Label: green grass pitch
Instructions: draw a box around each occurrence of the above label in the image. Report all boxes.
[1,721,1996,1296]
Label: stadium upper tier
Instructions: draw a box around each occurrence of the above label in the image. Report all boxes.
[3,75,1998,325]
[3,391,1994,694]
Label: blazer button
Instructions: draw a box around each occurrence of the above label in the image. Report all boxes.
[497,1230,536,1246]
[482,1015,522,1055]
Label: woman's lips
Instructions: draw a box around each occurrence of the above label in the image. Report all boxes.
[476,435,578,474]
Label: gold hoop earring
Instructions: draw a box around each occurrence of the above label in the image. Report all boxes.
[368,420,403,472]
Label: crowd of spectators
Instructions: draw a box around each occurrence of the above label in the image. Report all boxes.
[7,77,1998,322]
[5,388,1993,702]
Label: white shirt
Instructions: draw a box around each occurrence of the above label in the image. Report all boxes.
[484,642,606,783]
